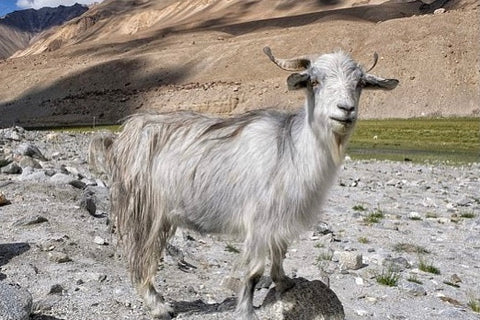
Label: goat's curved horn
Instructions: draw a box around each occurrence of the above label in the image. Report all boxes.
[366,52,378,72]
[263,47,311,71]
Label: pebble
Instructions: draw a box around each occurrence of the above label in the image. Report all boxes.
[48,252,72,263]
[399,280,427,296]
[333,251,363,270]
[93,236,107,245]
[1,162,22,174]
[0,192,10,206]
[13,215,48,227]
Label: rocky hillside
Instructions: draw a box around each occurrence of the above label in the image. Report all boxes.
[0,4,88,59]
[0,0,478,128]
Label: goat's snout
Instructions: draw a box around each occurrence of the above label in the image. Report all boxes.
[337,103,355,113]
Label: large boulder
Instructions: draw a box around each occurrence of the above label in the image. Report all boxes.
[259,277,345,320]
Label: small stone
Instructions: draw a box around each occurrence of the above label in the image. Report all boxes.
[408,212,422,220]
[79,194,96,215]
[48,284,64,295]
[1,162,22,174]
[383,256,411,272]
[93,236,107,245]
[13,215,48,227]
[449,274,461,284]
[0,192,11,206]
[355,277,364,286]
[399,280,427,296]
[49,252,71,263]
[434,8,446,14]
[313,222,333,236]
[69,179,86,190]
[355,309,370,316]
[333,251,363,270]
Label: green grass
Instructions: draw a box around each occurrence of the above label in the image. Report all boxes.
[225,243,241,254]
[363,209,385,224]
[407,275,423,285]
[358,236,370,244]
[352,204,367,212]
[460,212,476,219]
[376,269,400,287]
[348,118,479,164]
[419,259,440,274]
[393,243,430,254]
[468,298,480,313]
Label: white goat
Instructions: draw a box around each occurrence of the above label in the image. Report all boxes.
[108,47,399,320]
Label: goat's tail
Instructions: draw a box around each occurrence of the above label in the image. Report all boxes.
[109,115,174,288]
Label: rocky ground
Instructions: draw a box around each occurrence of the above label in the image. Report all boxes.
[0,127,479,320]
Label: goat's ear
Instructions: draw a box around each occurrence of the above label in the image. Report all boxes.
[287,73,311,90]
[363,74,399,90]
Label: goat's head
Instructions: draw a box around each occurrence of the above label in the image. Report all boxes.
[264,47,399,136]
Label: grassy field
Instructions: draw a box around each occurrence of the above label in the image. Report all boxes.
[50,118,479,164]
[348,118,479,164]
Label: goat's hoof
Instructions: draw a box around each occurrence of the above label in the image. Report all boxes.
[150,302,174,319]
[275,277,296,293]
[235,310,259,320]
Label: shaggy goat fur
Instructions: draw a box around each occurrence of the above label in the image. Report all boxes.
[108,47,398,320]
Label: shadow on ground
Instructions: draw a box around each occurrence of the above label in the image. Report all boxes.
[0,242,31,280]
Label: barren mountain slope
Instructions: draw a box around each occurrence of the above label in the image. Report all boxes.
[0,4,88,59]
[0,0,478,128]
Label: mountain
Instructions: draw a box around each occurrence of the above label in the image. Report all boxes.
[0,3,88,59]
[0,0,478,128]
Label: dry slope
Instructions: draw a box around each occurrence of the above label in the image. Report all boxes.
[0,0,478,128]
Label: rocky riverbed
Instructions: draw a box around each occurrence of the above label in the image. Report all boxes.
[1,127,479,320]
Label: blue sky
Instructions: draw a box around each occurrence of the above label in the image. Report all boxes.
[0,1,20,16]
[0,0,102,17]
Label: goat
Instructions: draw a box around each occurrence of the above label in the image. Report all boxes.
[108,47,399,320]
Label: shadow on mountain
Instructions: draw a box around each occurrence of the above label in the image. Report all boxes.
[0,242,31,280]
[67,0,448,59]
[0,57,192,128]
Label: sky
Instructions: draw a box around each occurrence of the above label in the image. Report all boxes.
[0,0,103,17]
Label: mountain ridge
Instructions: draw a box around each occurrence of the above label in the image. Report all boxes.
[0,3,88,59]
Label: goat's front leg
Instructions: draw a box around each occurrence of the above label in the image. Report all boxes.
[235,259,265,320]
[270,241,295,293]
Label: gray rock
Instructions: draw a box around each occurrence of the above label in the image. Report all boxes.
[50,173,73,185]
[69,179,86,189]
[13,215,48,227]
[16,143,47,161]
[383,257,411,272]
[0,192,11,206]
[333,251,363,270]
[49,252,72,263]
[79,193,97,215]
[399,280,426,296]
[0,282,32,320]
[260,277,345,320]
[1,162,22,174]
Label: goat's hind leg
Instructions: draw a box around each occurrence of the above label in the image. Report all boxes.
[236,259,265,320]
[270,240,295,293]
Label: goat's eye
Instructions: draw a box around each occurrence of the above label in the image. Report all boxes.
[311,79,320,87]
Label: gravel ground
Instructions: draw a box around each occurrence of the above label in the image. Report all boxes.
[0,127,479,320]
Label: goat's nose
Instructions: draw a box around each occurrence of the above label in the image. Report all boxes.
[337,103,355,113]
